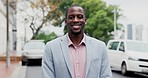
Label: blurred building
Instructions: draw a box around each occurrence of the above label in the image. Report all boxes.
[0,0,17,54]
[136,25,143,41]
[127,24,136,40]
[0,1,7,54]
[16,0,32,51]
[120,24,145,41]
[142,26,148,42]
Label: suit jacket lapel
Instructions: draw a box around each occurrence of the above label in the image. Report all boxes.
[60,34,73,77]
[59,34,93,77]
[85,36,93,77]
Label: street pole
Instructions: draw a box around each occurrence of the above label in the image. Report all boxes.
[6,0,10,68]
[114,5,116,39]
[24,18,28,43]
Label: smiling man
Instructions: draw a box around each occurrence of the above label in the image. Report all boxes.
[42,5,113,78]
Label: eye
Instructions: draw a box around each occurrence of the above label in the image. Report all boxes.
[77,15,84,19]
[68,15,74,20]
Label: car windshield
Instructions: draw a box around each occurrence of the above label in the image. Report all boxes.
[127,41,148,52]
[24,42,45,50]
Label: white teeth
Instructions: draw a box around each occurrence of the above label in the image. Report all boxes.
[73,26,80,29]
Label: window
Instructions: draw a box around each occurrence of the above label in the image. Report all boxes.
[119,42,125,52]
[108,41,119,50]
[24,41,45,50]
[127,42,148,52]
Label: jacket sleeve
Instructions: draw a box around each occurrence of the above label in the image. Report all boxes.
[41,43,55,78]
[100,43,113,78]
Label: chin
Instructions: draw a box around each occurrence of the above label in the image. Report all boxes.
[72,31,82,35]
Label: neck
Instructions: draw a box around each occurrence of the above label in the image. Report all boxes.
[68,33,84,46]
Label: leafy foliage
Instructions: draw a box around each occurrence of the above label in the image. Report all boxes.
[35,32,57,43]
[27,0,122,43]
[72,0,122,43]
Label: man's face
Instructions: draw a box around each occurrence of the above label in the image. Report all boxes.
[65,6,86,35]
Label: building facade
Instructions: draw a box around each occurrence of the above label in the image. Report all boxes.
[0,0,15,54]
[0,1,7,54]
[123,24,145,42]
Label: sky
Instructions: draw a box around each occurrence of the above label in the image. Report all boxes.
[103,0,148,27]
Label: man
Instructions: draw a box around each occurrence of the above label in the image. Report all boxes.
[42,5,112,78]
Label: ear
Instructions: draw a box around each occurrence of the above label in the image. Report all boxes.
[84,18,87,24]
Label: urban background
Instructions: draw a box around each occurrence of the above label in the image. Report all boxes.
[0,0,148,55]
[0,0,148,78]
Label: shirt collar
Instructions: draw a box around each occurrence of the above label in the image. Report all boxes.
[67,34,86,47]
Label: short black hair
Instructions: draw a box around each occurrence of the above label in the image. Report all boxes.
[65,4,86,20]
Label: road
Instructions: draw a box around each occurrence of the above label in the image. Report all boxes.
[25,66,41,78]
[25,66,148,78]
[112,70,148,78]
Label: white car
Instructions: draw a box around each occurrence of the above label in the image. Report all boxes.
[22,40,45,65]
[107,39,148,75]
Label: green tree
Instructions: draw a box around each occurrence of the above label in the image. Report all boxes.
[30,0,63,39]
[59,0,122,43]
[20,0,65,39]
[35,32,57,43]
[72,0,122,43]
[30,0,74,39]
[23,0,121,43]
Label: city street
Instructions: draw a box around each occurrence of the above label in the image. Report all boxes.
[25,66,41,78]
[24,65,148,78]
[1,0,148,78]
[112,70,148,78]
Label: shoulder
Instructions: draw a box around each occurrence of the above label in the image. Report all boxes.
[86,35,106,46]
[85,35,108,57]
[46,35,66,46]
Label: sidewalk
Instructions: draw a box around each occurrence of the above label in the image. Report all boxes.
[0,61,24,78]
[0,52,26,78]
[0,52,22,61]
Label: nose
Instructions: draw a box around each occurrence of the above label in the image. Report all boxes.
[73,16,79,22]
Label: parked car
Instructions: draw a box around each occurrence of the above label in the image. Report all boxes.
[107,39,148,75]
[21,40,45,65]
